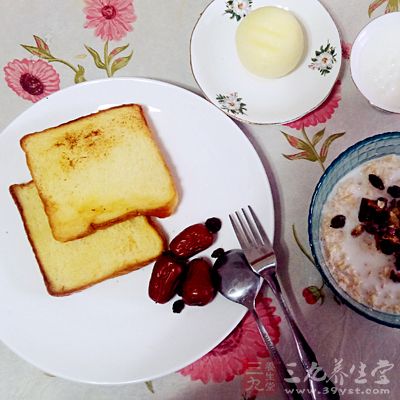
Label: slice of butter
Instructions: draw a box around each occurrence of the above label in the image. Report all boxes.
[236,6,305,79]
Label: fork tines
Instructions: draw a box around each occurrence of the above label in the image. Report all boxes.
[229,206,272,250]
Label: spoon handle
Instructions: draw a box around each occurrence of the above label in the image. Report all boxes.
[250,308,304,400]
[261,271,340,400]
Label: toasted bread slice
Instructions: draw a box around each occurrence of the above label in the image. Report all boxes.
[21,104,178,242]
[10,182,165,296]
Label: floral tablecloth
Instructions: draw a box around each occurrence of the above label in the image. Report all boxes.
[1,1,399,399]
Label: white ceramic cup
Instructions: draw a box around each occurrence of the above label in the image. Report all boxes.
[351,12,400,113]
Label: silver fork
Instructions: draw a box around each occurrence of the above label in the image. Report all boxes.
[230,206,340,400]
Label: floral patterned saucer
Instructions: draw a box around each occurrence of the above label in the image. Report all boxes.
[190,0,342,125]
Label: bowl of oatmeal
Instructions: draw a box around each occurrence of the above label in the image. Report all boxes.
[309,132,400,327]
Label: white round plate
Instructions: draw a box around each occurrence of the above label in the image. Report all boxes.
[0,78,274,384]
[351,12,400,113]
[190,0,342,125]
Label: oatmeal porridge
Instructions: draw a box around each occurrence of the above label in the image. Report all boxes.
[321,154,400,313]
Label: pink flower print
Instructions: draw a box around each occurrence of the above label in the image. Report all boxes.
[284,80,342,130]
[84,0,137,41]
[341,41,351,60]
[4,59,60,103]
[179,297,281,383]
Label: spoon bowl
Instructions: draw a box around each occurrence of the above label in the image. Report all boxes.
[214,249,262,308]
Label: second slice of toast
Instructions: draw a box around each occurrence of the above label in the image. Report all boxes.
[21,104,178,242]
[10,182,165,296]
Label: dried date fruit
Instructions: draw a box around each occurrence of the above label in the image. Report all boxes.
[150,217,222,311]
[170,224,214,258]
[364,224,377,234]
[170,218,222,258]
[353,192,400,276]
[148,253,185,304]
[358,198,378,222]
[330,215,346,229]
[368,174,385,190]
[375,210,390,227]
[181,258,215,306]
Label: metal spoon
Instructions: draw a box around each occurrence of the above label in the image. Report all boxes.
[214,249,304,400]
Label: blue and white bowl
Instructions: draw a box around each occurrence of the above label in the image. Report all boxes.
[309,132,400,328]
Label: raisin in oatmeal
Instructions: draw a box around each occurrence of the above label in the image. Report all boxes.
[321,154,400,313]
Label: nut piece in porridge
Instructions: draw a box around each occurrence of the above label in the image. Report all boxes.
[321,154,400,314]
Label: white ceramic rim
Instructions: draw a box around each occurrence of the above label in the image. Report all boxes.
[350,12,400,114]
[0,77,275,384]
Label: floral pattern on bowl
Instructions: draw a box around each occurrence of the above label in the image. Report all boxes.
[309,42,337,76]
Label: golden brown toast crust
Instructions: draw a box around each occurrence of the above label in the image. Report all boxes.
[9,182,167,296]
[20,104,144,148]
[20,104,178,242]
